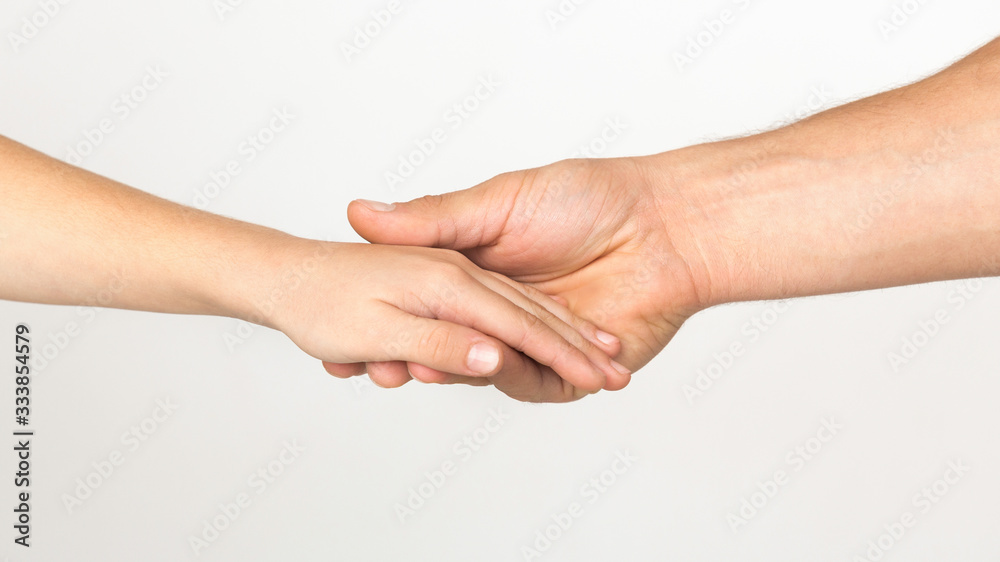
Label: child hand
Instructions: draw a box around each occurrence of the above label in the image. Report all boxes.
[261,241,629,402]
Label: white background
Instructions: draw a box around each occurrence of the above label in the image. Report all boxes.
[2,0,1000,560]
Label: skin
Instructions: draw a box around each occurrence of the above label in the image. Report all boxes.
[342,36,1000,396]
[0,136,630,403]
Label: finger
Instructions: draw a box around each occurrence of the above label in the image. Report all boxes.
[367,361,412,388]
[410,347,593,403]
[377,307,506,377]
[484,270,622,356]
[322,361,366,378]
[347,175,514,250]
[494,277,632,391]
[427,280,608,393]
[602,366,631,392]
[502,280,631,391]
[471,270,630,390]
[406,363,491,386]
[489,344,594,403]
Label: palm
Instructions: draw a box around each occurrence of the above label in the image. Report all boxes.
[351,157,707,376]
[453,159,703,370]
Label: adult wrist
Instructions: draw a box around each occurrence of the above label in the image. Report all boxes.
[644,108,1000,309]
[636,134,801,309]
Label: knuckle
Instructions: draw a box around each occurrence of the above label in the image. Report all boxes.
[416,193,445,210]
[516,313,547,347]
[562,324,590,350]
[425,266,469,311]
[432,259,470,282]
[550,344,577,372]
[519,313,576,368]
[415,194,458,244]
[417,326,456,365]
[495,170,529,194]
[447,251,476,269]
[518,282,545,301]
[528,302,589,350]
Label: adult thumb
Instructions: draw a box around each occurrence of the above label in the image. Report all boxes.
[347,177,514,250]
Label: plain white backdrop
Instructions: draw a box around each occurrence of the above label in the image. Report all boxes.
[2,0,1000,560]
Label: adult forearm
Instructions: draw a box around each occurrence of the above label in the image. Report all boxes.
[0,135,294,324]
[648,37,1000,306]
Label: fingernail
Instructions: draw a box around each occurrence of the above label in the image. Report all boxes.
[610,360,631,376]
[356,199,396,212]
[467,343,500,375]
[595,330,619,346]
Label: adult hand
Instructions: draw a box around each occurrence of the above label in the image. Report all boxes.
[343,156,715,375]
[340,37,1000,401]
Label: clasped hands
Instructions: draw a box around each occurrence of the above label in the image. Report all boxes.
[1,36,992,404]
[288,155,714,403]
